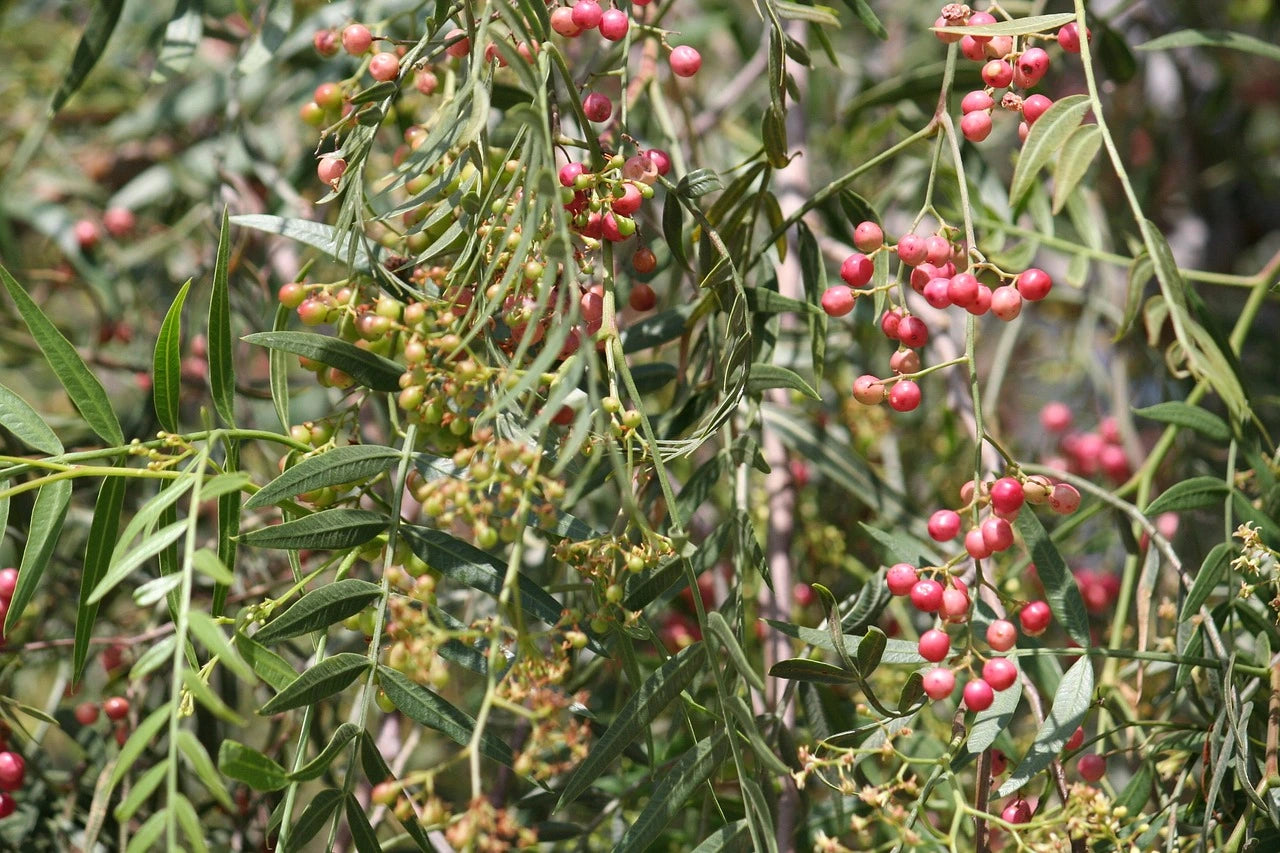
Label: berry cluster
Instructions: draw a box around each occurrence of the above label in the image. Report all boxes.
[1039,402,1134,485]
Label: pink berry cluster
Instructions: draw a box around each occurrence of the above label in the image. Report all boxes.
[560,149,669,243]
[825,220,1053,414]
[549,0,702,78]
[932,4,1089,143]
[927,473,1080,564]
[1039,402,1134,485]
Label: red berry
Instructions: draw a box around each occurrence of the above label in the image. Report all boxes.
[551,7,582,37]
[924,236,952,266]
[965,528,992,559]
[910,579,944,613]
[317,156,347,186]
[342,24,373,55]
[990,749,1008,776]
[947,273,980,308]
[928,510,962,541]
[1077,753,1106,782]
[73,219,101,251]
[369,52,400,81]
[922,667,956,700]
[1018,120,1030,143]
[918,629,951,663]
[888,380,921,413]
[445,28,470,58]
[559,162,586,187]
[1016,268,1052,301]
[1057,23,1087,53]
[582,92,612,123]
[896,234,928,266]
[0,753,23,792]
[839,253,874,287]
[886,563,919,596]
[934,15,963,44]
[103,696,130,721]
[982,657,1018,691]
[1016,48,1050,85]
[922,277,952,309]
[853,221,883,252]
[599,9,629,40]
[74,702,100,726]
[889,348,920,375]
[571,0,603,29]
[632,247,657,274]
[960,111,993,142]
[989,478,1024,515]
[629,283,656,312]
[1040,402,1072,432]
[646,149,672,176]
[669,45,701,77]
[103,207,136,238]
[990,284,1022,320]
[896,316,928,348]
[852,374,886,405]
[0,569,17,602]
[1048,483,1081,514]
[967,283,992,315]
[961,90,995,114]
[820,285,856,317]
[941,584,971,622]
[987,619,1017,652]
[612,183,643,216]
[1020,601,1052,636]
[966,11,997,42]
[910,262,940,292]
[982,59,1013,89]
[313,30,339,57]
[1022,94,1053,125]
[1002,798,1031,824]
[880,308,902,340]
[960,35,987,62]
[1065,725,1085,752]
[963,679,994,711]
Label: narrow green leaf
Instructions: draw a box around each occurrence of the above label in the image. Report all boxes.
[1009,95,1091,208]
[558,643,707,809]
[173,793,210,853]
[187,611,255,681]
[151,0,202,82]
[0,383,63,455]
[231,214,375,271]
[51,0,125,112]
[111,705,171,788]
[796,222,828,385]
[743,288,820,316]
[234,633,298,692]
[7,480,71,635]
[115,473,193,550]
[811,583,857,674]
[762,105,789,168]
[1014,511,1091,648]
[288,723,360,782]
[259,653,371,715]
[966,678,1022,755]
[746,364,820,400]
[678,169,723,199]
[1137,29,1280,63]
[773,1,839,27]
[344,793,381,853]
[690,820,752,853]
[183,668,246,725]
[113,762,167,822]
[763,620,924,664]
[74,473,125,680]
[857,627,887,675]
[768,658,859,684]
[244,331,403,392]
[192,548,235,585]
[89,519,187,604]
[898,671,925,713]
[1116,252,1153,341]
[245,445,399,509]
[238,508,388,550]
[1144,476,1230,515]
[933,13,1076,38]
[377,666,514,765]
[131,636,178,680]
[177,731,235,810]
[255,579,383,644]
[1133,401,1231,443]
[284,790,344,852]
[998,657,1094,796]
[1115,761,1154,815]
[615,732,730,852]
[218,740,289,791]
[125,811,166,853]
[1,264,123,446]
[269,302,291,430]
[706,612,765,692]
[1051,125,1102,214]
[621,306,692,353]
[662,191,688,270]
[208,208,235,424]
[841,0,887,39]
[741,777,779,853]
[133,573,182,607]
[152,279,191,433]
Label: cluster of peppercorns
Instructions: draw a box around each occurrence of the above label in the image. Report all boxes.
[1038,402,1135,485]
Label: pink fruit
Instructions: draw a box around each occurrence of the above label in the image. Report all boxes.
[313,30,340,57]
[896,316,929,348]
[934,15,963,44]
[880,309,903,340]
[928,510,962,542]
[923,277,953,309]
[1016,268,1052,301]
[852,374,886,405]
[923,667,956,700]
[571,0,603,29]
[910,579,945,613]
[963,679,995,711]
[1002,798,1032,824]
[888,380,921,413]
[1065,725,1085,752]
[918,629,951,662]
[961,111,993,142]
[1058,22,1087,53]
[981,59,1013,89]
[629,283,656,312]
[982,657,1018,691]
[1019,601,1052,636]
[924,235,952,266]
[889,348,920,375]
[0,753,23,792]
[1016,48,1050,85]
[599,9,629,40]
[960,35,987,62]
[853,221,884,252]
[886,563,919,596]
[947,273,980,308]
[73,219,100,251]
[990,478,1025,515]
[896,234,928,266]
[981,517,1014,552]
[559,162,586,187]
[317,156,347,186]
[670,45,702,77]
[445,28,470,58]
[369,52,400,81]
[583,92,612,122]
[1022,94,1053,124]
[1040,402,1072,432]
[965,528,993,560]
[966,11,997,43]
[1077,753,1106,782]
[1048,483,1081,514]
[342,24,373,55]
[986,619,1017,652]
[961,90,995,114]
[990,284,1022,320]
[840,252,874,287]
[646,148,672,176]
[941,586,971,622]
[103,207,136,238]
[551,8,582,37]
[820,286,856,317]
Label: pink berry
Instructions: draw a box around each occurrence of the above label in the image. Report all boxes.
[1002,798,1032,824]
[886,563,919,596]
[990,284,1023,320]
[963,679,995,712]
[599,9,629,41]
[941,586,971,622]
[669,45,702,77]
[934,15,963,44]
[853,221,883,252]
[966,11,997,43]
[612,183,643,217]
[821,286,856,317]
[965,528,993,560]
[0,753,23,792]
[924,236,952,266]
[551,8,582,36]
[1018,120,1030,143]
[582,92,612,122]
[1048,483,1081,514]
[342,24,373,55]
[317,156,347,186]
[961,90,995,114]
[947,273,980,308]
[1065,725,1085,752]
[0,792,13,818]
[960,111,993,143]
[1020,601,1052,636]
[985,35,1014,60]
[981,517,1014,552]
[629,282,656,311]
[987,619,1017,651]
[982,657,1019,691]
[1016,268,1052,301]
[928,510,962,542]
[646,148,672,176]
[888,380,921,413]
[1100,444,1130,482]
[1058,23,1087,53]
[1022,94,1052,125]
[982,59,1013,89]
[918,629,951,663]
[960,35,987,62]
[896,234,928,266]
[571,0,603,29]
[923,667,956,700]
[369,52,400,81]
[103,207,136,238]
[559,162,586,187]
[889,348,920,375]
[1040,402,1072,432]
[910,579,944,613]
[313,29,340,57]
[839,253,874,287]
[103,696,130,721]
[1016,48,1050,85]
[445,28,470,58]
[923,277,952,309]
[1077,753,1106,782]
[968,284,992,314]
[73,219,100,251]
[852,374,886,405]
[990,478,1025,515]
[879,309,902,340]
[896,316,928,348]
[991,750,1008,775]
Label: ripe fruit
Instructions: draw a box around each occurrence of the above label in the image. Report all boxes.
[369,52,400,81]
[960,111,992,142]
[934,16,963,44]
[646,149,672,175]
[1022,94,1053,125]
[1016,48,1050,85]
[895,234,927,266]
[821,285,856,317]
[947,273,979,308]
[961,90,994,114]
[923,277,952,309]
[74,219,101,251]
[922,667,956,700]
[571,0,603,29]
[1002,798,1031,824]
[445,28,470,58]
[1065,725,1085,752]
[981,60,1013,89]
[632,247,657,274]
[839,253,874,287]
[1048,483,1081,514]
[852,374,886,405]
[313,30,340,57]
[1040,402,1072,432]
[889,348,921,375]
[74,702,100,726]
[990,477,1025,515]
[612,183,643,216]
[886,563,919,596]
[963,679,994,711]
[928,509,962,541]
[990,285,1022,320]
[559,162,586,187]
[1020,601,1052,636]
[0,753,23,792]
[669,45,702,77]
[924,236,951,266]
[853,221,883,252]
[910,579,944,613]
[965,528,992,559]
[918,629,951,663]
[598,9,629,41]
[896,316,928,348]
[0,569,18,601]
[880,309,902,340]
[1016,268,1052,301]
[981,517,1014,552]
[103,207,136,238]
[960,35,986,62]
[550,7,582,37]
[1058,22,1086,53]
[941,585,971,622]
[317,156,347,186]
[990,749,1008,775]
[1077,753,1106,782]
[582,92,612,123]
[982,657,1018,691]
[629,283,656,312]
[342,24,373,55]
[103,696,130,721]
[987,619,1017,652]
[966,11,997,43]
[888,380,921,413]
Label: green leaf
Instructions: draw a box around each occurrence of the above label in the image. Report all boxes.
[177,730,234,810]
[254,579,383,643]
[741,777,779,853]
[284,790,344,852]
[706,612,765,692]
[1051,125,1102,214]
[743,288,820,316]
[1115,761,1154,816]
[662,192,688,270]
[1137,29,1280,63]
[125,811,166,853]
[678,169,723,199]
[1144,476,1230,515]
[114,762,166,822]
[131,636,177,680]
[621,306,692,353]
[234,633,298,692]
[51,0,125,112]
[259,653,371,715]
[7,480,71,635]
[1014,511,1091,648]
[208,209,235,424]
[690,821,752,853]
[183,668,246,725]
[231,215,375,272]
[88,519,187,605]
[377,666,514,765]
[288,723,360,782]
[192,548,235,585]
[152,279,191,433]
[840,0,887,39]
[218,740,289,791]
[111,705,170,788]
[344,793,381,853]
[768,658,859,684]
[615,732,730,852]
[966,677,1022,755]
[1009,94,1091,208]
[746,364,820,400]
[997,656,1094,796]
[762,105,789,168]
[933,13,1076,38]
[269,303,291,429]
[1133,401,1231,443]
[0,264,123,446]
[763,620,924,664]
[151,0,202,82]
[897,671,924,713]
[187,611,255,681]
[245,445,400,509]
[811,583,857,674]
[238,508,388,550]
[558,643,707,809]
[0,382,63,455]
[243,331,403,392]
[857,627,887,675]
[1116,252,1153,341]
